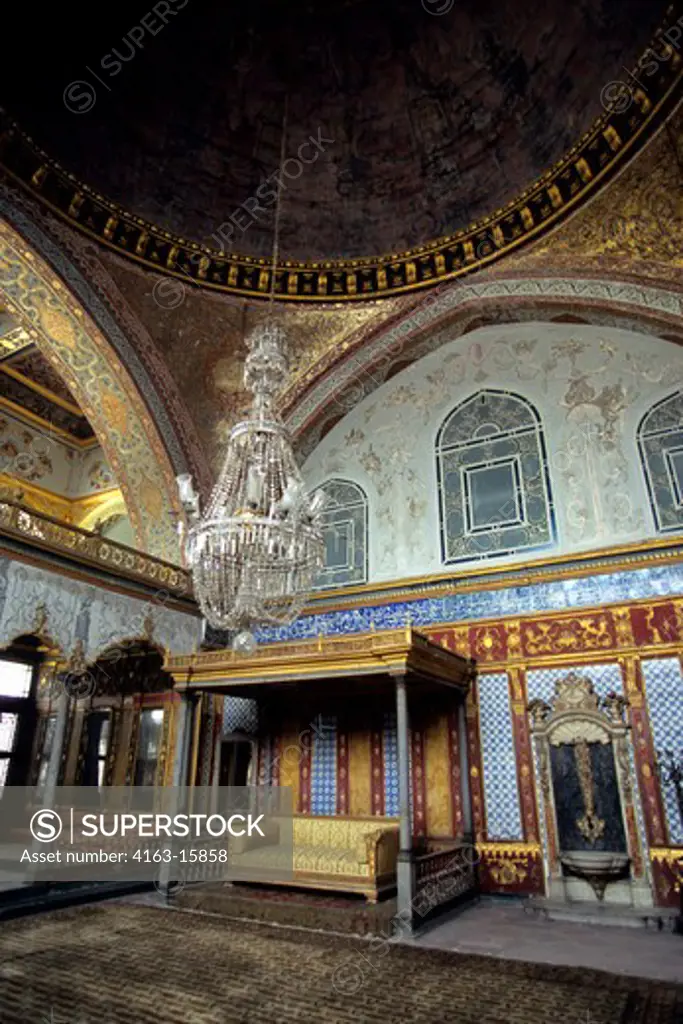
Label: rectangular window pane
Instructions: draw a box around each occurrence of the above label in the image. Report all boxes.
[134,709,163,786]
[98,718,110,758]
[139,709,163,759]
[324,521,351,569]
[667,448,683,505]
[0,713,18,754]
[467,462,520,530]
[0,661,32,698]
[0,758,9,790]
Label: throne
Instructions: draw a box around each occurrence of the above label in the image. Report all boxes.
[529,673,652,908]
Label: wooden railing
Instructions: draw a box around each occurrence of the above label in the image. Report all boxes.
[412,842,478,920]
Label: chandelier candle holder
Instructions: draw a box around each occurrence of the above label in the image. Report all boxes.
[177,323,325,655]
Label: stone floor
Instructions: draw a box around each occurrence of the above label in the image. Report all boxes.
[410,902,683,985]
[1,902,682,1024]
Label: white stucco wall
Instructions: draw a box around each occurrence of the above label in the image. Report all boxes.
[0,408,116,499]
[303,322,683,584]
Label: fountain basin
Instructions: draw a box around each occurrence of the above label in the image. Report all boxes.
[561,851,630,900]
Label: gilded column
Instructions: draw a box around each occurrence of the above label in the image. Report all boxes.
[336,713,350,815]
[508,667,540,843]
[410,722,427,838]
[370,712,385,816]
[465,677,486,842]
[278,721,301,812]
[298,726,311,813]
[621,655,667,848]
[446,707,464,837]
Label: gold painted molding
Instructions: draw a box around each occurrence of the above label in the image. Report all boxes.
[0,362,83,417]
[0,497,190,595]
[0,394,98,449]
[0,473,123,528]
[307,534,683,610]
[650,847,683,863]
[167,627,475,690]
[476,842,542,857]
[0,221,183,560]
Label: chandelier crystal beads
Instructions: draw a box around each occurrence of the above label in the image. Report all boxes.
[177,322,325,653]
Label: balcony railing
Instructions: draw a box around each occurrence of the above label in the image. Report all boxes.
[0,500,190,596]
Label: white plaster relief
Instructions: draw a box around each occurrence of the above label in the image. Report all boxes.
[287,277,683,433]
[303,323,683,584]
[0,556,202,661]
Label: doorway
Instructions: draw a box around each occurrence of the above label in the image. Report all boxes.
[219,738,253,788]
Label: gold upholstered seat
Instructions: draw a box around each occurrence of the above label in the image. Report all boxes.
[229,814,399,901]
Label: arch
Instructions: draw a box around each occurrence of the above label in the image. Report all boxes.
[436,389,555,565]
[285,274,683,457]
[77,492,129,533]
[637,390,683,534]
[437,389,540,450]
[313,478,368,589]
[0,218,183,562]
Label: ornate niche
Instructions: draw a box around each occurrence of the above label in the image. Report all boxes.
[529,673,652,908]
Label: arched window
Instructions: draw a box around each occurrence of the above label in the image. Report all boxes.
[313,479,368,589]
[637,391,683,534]
[436,389,555,564]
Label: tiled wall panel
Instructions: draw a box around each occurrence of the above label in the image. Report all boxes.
[526,662,623,703]
[310,714,337,815]
[642,657,683,845]
[383,711,399,817]
[478,673,523,841]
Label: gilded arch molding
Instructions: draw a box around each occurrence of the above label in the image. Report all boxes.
[0,218,183,562]
[285,273,683,456]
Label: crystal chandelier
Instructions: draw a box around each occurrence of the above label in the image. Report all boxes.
[176,100,325,655]
[176,323,325,654]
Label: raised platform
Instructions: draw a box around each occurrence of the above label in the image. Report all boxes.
[175,881,398,936]
[526,897,680,931]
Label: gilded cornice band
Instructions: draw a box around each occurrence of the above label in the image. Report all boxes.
[167,627,475,689]
[306,534,683,613]
[0,9,681,302]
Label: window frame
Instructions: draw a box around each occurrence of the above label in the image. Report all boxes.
[436,389,556,565]
[638,392,683,534]
[312,478,369,590]
[0,654,38,790]
[133,707,165,787]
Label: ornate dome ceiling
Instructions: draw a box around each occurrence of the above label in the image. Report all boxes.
[0,0,670,264]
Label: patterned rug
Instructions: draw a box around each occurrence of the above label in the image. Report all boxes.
[0,903,681,1024]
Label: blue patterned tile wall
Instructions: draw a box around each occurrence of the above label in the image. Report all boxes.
[256,563,683,643]
[310,714,337,815]
[223,697,258,736]
[641,658,683,845]
[478,673,523,841]
[526,663,623,704]
[383,711,400,817]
